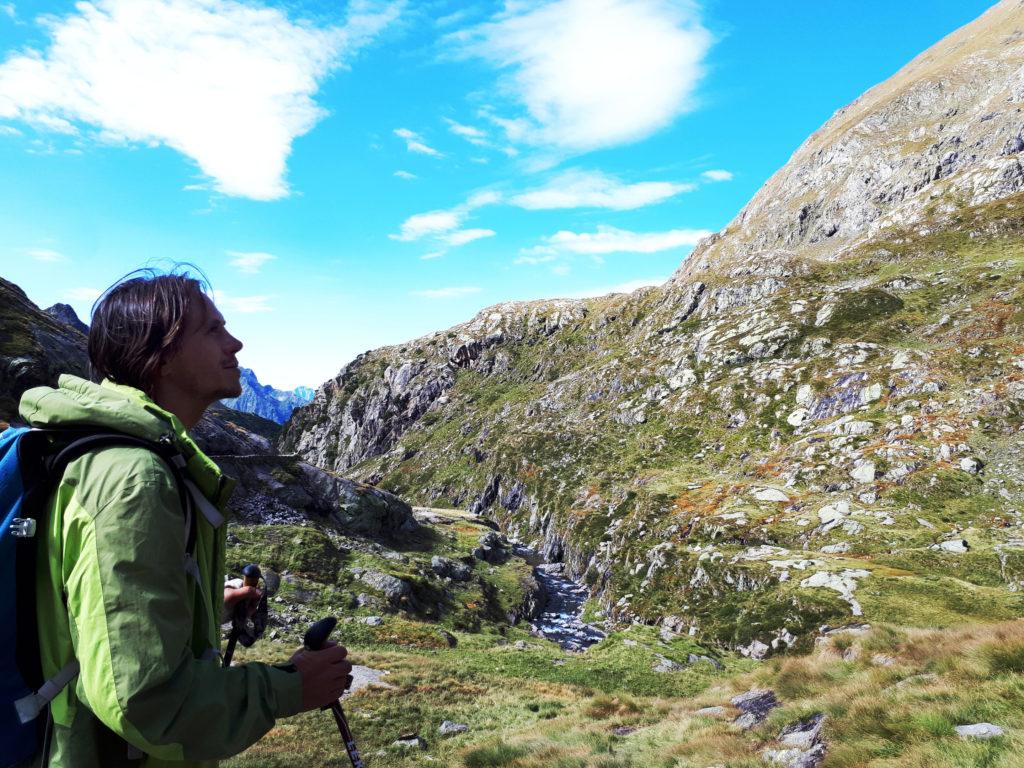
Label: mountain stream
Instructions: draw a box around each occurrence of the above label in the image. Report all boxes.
[513,545,606,651]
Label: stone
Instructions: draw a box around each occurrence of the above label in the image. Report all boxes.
[795,384,815,407]
[800,569,870,616]
[357,570,411,604]
[960,457,982,474]
[612,726,637,736]
[688,653,725,670]
[787,408,809,427]
[815,304,835,327]
[431,556,472,581]
[393,734,426,749]
[362,616,384,626]
[763,713,827,768]
[778,714,825,751]
[738,639,770,659]
[933,539,969,554]
[653,655,683,672]
[438,720,469,736]
[730,688,780,729]
[850,461,876,484]
[955,723,1004,739]
[821,542,850,554]
[438,629,458,647]
[754,488,791,503]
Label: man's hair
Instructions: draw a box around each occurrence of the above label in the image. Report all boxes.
[88,267,211,392]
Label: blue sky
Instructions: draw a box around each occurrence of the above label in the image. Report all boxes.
[0,0,997,389]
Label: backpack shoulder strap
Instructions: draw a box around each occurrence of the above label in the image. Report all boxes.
[35,430,197,557]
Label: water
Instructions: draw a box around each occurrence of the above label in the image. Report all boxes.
[527,559,606,652]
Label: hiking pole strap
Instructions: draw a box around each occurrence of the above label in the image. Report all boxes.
[14,659,80,724]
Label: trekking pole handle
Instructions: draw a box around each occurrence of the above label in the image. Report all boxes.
[304,617,364,768]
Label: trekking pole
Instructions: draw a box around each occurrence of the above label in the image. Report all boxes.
[224,563,261,667]
[304,617,364,768]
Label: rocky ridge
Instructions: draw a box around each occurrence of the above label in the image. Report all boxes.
[283,2,1024,653]
[221,366,314,425]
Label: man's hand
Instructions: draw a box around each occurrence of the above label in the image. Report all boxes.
[223,584,262,618]
[289,644,354,712]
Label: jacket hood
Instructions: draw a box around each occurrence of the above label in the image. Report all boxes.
[19,374,232,506]
[19,374,173,441]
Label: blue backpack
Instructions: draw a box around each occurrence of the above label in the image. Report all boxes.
[0,426,194,767]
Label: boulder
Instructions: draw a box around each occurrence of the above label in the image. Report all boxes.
[356,570,411,604]
[955,723,1004,739]
[731,689,779,729]
[754,488,791,503]
[850,461,876,484]
[763,713,827,768]
[393,734,426,749]
[438,720,469,736]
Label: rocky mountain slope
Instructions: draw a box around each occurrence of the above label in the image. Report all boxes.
[221,366,314,424]
[282,0,1024,655]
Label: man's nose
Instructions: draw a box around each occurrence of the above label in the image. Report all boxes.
[227,333,243,354]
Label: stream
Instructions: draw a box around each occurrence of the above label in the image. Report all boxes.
[513,545,606,651]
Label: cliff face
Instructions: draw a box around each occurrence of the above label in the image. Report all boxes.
[282,2,1024,652]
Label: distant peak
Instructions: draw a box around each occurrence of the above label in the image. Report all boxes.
[45,303,89,335]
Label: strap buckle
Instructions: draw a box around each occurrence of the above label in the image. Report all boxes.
[10,518,37,538]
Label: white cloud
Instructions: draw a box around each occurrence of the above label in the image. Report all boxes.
[0,0,400,200]
[1,4,14,21]
[701,169,733,182]
[567,276,667,298]
[456,0,711,151]
[514,246,558,265]
[212,290,273,313]
[511,169,693,211]
[394,127,441,156]
[391,190,500,244]
[444,117,488,146]
[28,247,66,262]
[392,209,463,241]
[228,250,276,274]
[0,124,21,135]
[443,228,495,246]
[421,251,445,260]
[542,225,712,255]
[412,286,481,299]
[393,169,417,180]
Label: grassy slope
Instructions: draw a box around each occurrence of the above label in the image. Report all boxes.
[223,509,1024,768]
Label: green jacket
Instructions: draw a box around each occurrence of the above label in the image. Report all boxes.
[19,375,303,767]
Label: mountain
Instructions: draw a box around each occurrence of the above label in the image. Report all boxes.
[45,302,89,335]
[282,0,1024,652]
[0,277,89,425]
[221,367,314,425]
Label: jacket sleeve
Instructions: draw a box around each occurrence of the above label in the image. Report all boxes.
[62,449,304,761]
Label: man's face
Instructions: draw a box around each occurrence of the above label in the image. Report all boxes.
[159,293,244,403]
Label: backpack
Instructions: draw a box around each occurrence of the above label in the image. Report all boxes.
[0,426,195,768]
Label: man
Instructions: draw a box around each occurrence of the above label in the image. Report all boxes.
[19,270,351,766]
